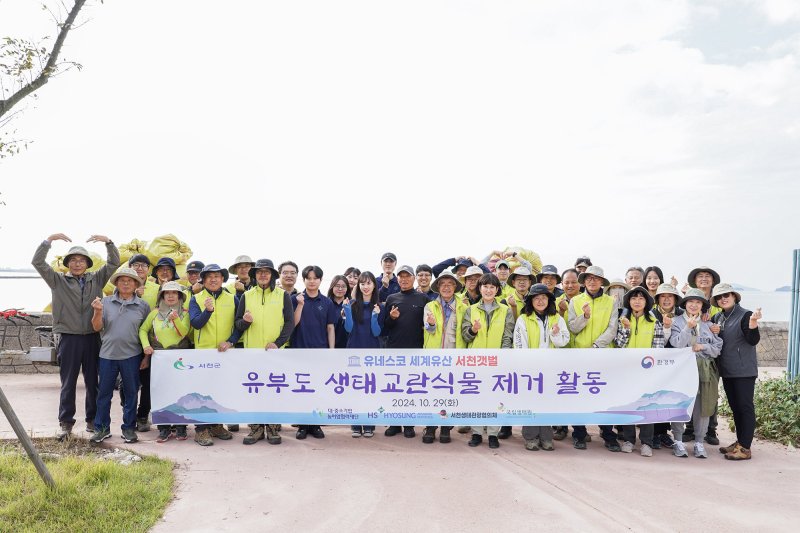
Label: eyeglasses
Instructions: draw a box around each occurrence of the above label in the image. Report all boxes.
[130,263,149,269]
[281,271,297,276]
[68,258,87,265]
[333,284,348,290]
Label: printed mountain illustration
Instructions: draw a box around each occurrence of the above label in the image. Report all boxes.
[160,392,237,414]
[607,390,693,412]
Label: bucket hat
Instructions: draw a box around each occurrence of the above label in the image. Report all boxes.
[63,246,93,268]
[151,257,179,281]
[462,265,484,279]
[680,288,710,312]
[525,283,555,306]
[622,285,654,309]
[249,258,280,280]
[711,282,741,306]
[157,280,187,303]
[228,255,255,274]
[536,264,561,284]
[509,267,535,285]
[431,270,464,294]
[200,264,229,283]
[688,266,720,288]
[110,267,142,287]
[578,265,610,287]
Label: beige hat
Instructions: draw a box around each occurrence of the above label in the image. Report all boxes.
[431,270,464,293]
[578,265,610,287]
[462,265,484,279]
[228,255,255,273]
[680,288,710,312]
[157,281,186,303]
[110,267,142,287]
[711,282,741,306]
[63,246,93,268]
[508,266,535,284]
[606,278,631,292]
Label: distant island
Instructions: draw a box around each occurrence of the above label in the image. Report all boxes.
[730,284,760,291]
[776,286,791,292]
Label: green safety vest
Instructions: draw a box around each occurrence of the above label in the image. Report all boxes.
[555,293,577,348]
[626,313,656,348]
[423,298,468,349]
[141,280,160,310]
[523,313,560,348]
[466,302,509,348]
[570,292,614,348]
[241,286,286,348]
[193,289,236,348]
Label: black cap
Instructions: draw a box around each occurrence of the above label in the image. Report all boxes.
[381,252,397,263]
[186,260,205,273]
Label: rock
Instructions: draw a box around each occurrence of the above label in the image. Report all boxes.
[34,364,60,374]
[15,365,38,374]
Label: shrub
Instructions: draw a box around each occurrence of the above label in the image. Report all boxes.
[720,374,800,446]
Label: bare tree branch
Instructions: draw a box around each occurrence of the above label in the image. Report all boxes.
[0,0,87,119]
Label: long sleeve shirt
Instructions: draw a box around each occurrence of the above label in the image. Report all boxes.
[513,314,570,348]
[188,288,242,344]
[461,300,514,348]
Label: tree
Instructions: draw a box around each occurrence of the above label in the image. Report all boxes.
[0,0,89,158]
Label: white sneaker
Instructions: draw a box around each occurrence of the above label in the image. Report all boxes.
[673,441,688,457]
[620,441,634,453]
[640,444,653,457]
[351,430,362,438]
[694,442,708,458]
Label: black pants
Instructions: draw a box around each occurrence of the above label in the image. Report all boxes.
[119,361,149,420]
[722,376,757,449]
[57,333,100,425]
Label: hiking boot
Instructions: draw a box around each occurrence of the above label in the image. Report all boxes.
[86,421,96,433]
[227,424,240,432]
[156,427,173,443]
[725,445,752,461]
[266,425,282,445]
[468,434,483,447]
[497,426,512,439]
[122,428,138,443]
[573,437,587,450]
[552,427,567,441]
[673,441,688,458]
[457,426,472,434]
[57,422,74,442]
[524,439,540,451]
[243,425,265,445]
[540,440,555,451]
[310,427,325,439]
[136,417,151,432]
[276,424,282,431]
[90,427,111,444]
[605,441,621,452]
[422,427,436,444]
[296,428,308,439]
[640,444,653,457]
[719,441,740,454]
[659,433,674,448]
[175,426,188,440]
[693,442,708,458]
[651,436,662,450]
[384,426,402,437]
[704,431,720,446]
[194,428,213,446]
[403,427,416,438]
[209,424,232,440]
[682,432,695,442]
[439,427,451,443]
[620,441,634,453]
[488,436,500,449]
[584,434,592,442]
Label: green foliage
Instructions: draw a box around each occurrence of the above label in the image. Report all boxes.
[0,448,174,532]
[720,374,800,446]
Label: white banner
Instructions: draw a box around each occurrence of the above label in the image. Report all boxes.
[151,348,698,426]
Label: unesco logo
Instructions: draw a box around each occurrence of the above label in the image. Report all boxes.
[641,356,655,369]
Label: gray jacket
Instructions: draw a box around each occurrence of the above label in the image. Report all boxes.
[32,241,120,334]
[669,314,722,359]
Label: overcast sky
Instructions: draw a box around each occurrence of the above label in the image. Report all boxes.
[1,0,799,290]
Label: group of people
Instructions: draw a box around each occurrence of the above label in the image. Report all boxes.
[33,236,762,461]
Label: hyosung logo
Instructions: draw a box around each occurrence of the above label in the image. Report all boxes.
[641,356,655,369]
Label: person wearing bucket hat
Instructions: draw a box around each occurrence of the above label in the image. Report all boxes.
[235,259,294,446]
[227,255,256,296]
[383,265,430,438]
[505,267,536,320]
[419,270,466,444]
[128,254,160,310]
[185,260,205,296]
[612,286,667,457]
[605,279,631,321]
[459,265,484,305]
[89,267,150,445]
[711,283,762,461]
[138,281,193,442]
[152,257,180,285]
[651,282,684,449]
[342,271,384,438]
[574,256,592,273]
[32,232,120,441]
[568,265,619,451]
[461,273,513,450]
[513,284,570,452]
[188,263,240,446]
[537,265,564,297]
[668,289,723,459]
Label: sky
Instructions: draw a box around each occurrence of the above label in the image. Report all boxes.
[1,0,799,290]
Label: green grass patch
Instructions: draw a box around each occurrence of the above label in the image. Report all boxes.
[0,439,174,532]
[720,373,800,447]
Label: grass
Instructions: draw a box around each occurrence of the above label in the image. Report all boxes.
[0,438,174,533]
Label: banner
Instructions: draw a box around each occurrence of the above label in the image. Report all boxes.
[151,348,699,426]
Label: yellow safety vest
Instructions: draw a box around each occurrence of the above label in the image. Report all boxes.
[626,313,657,348]
[139,309,192,349]
[423,298,468,349]
[193,289,236,348]
[141,280,160,310]
[241,286,286,348]
[523,313,560,348]
[570,292,615,348]
[555,293,577,348]
[466,302,509,348]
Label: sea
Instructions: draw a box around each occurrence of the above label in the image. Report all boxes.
[1,271,795,321]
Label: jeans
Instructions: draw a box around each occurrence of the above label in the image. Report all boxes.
[57,333,101,425]
[95,356,141,431]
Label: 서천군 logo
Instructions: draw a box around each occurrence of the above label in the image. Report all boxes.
[174,357,194,370]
